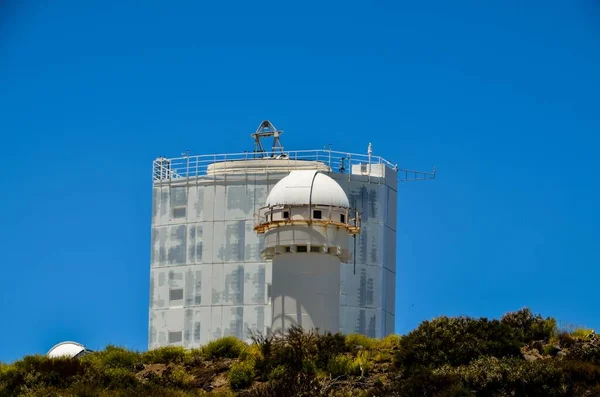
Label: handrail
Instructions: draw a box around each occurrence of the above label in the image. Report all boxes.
[152,149,397,181]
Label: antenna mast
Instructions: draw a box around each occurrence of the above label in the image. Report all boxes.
[251,120,285,158]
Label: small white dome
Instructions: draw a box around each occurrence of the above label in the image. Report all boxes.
[47,341,87,358]
[266,170,350,208]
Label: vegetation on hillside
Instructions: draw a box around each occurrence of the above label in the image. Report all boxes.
[1,308,599,396]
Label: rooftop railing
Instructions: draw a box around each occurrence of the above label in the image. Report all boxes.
[152,149,398,181]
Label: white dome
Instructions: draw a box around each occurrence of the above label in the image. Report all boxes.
[47,341,87,358]
[266,170,350,208]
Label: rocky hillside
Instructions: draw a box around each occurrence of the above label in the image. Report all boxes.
[1,308,599,396]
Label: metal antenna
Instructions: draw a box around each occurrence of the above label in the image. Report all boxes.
[251,120,285,158]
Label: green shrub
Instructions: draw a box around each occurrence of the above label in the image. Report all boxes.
[315,332,346,368]
[352,350,372,377]
[164,365,196,389]
[267,365,287,382]
[345,333,376,350]
[434,356,595,396]
[367,367,470,397]
[501,308,557,342]
[228,360,255,390]
[542,344,561,356]
[250,326,320,376]
[557,332,576,348]
[101,367,139,390]
[327,354,354,377]
[143,346,187,364]
[183,348,204,366]
[572,328,594,339]
[397,316,522,368]
[95,346,142,369]
[0,355,90,396]
[375,334,402,350]
[202,336,247,360]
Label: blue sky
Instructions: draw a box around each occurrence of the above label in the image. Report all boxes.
[1,1,599,362]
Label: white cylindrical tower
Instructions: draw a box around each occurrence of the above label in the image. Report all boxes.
[255,170,361,334]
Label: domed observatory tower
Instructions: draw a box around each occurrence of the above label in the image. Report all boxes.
[255,170,361,334]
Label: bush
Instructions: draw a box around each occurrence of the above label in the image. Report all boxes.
[202,337,247,360]
[572,328,595,339]
[346,333,376,350]
[94,346,142,369]
[367,367,470,397]
[352,350,372,377]
[102,367,139,390]
[0,355,90,396]
[434,356,600,396]
[240,344,263,363]
[375,334,402,350]
[327,354,354,377]
[143,346,187,364]
[183,348,204,366]
[164,365,196,389]
[228,360,255,390]
[501,308,557,342]
[315,332,346,369]
[397,316,522,368]
[267,365,287,382]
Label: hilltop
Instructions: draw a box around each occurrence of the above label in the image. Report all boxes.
[1,308,599,396]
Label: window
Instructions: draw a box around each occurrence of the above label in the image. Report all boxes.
[340,214,345,223]
[194,323,201,341]
[313,210,322,219]
[283,211,289,219]
[172,207,186,219]
[285,247,291,253]
[296,246,307,253]
[310,246,320,253]
[168,331,183,343]
[170,288,184,301]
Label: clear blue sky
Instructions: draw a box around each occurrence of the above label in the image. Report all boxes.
[1,1,599,362]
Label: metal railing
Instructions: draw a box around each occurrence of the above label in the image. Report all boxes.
[152,149,398,182]
[254,204,361,235]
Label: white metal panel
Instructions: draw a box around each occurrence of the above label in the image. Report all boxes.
[211,263,224,305]
[223,263,244,306]
[384,228,397,273]
[222,306,244,339]
[383,268,396,315]
[192,307,211,345]
[342,264,383,309]
[243,305,267,341]
[210,306,223,339]
[342,307,383,338]
[191,265,212,306]
[385,311,395,336]
[244,221,263,262]
[226,184,252,220]
[271,253,340,334]
[243,263,267,305]
[165,307,185,344]
[386,186,398,232]
[213,184,226,221]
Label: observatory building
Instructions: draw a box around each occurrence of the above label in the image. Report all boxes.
[47,341,91,359]
[148,121,434,349]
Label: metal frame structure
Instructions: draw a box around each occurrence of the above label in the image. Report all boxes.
[152,149,435,183]
[251,120,285,157]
